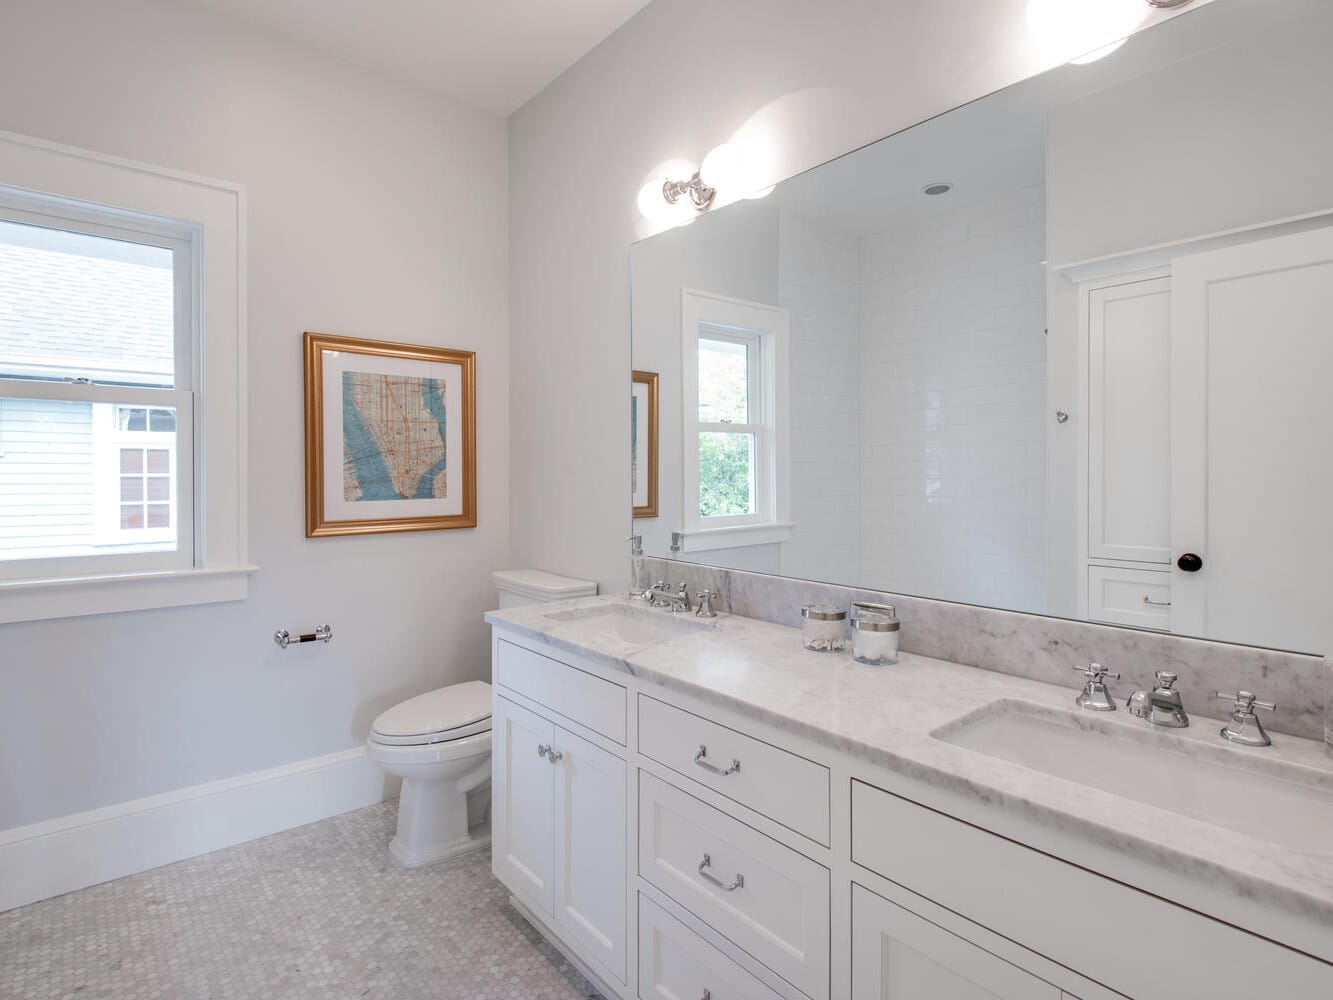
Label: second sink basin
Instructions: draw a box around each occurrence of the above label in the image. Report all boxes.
[933,700,1333,855]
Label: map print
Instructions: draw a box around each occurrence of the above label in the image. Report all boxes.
[342,371,448,501]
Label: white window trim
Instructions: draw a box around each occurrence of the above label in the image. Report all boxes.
[680,288,792,552]
[0,129,252,623]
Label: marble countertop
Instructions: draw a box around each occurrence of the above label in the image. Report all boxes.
[485,595,1333,946]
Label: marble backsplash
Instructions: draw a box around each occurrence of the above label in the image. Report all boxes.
[632,556,1330,743]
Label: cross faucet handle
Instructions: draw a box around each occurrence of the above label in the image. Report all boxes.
[1073,663,1119,712]
[1073,662,1120,681]
[1216,690,1275,747]
[1216,690,1276,714]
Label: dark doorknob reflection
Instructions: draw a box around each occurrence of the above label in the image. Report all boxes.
[1177,553,1204,572]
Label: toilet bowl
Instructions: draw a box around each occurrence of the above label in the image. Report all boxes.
[367,679,493,868]
[368,570,597,868]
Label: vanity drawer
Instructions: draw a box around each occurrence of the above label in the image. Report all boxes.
[638,695,830,845]
[850,780,1333,999]
[1086,565,1171,630]
[495,639,626,744]
[639,893,785,1000]
[639,771,829,1000]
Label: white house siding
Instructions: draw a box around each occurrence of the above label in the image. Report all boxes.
[0,397,95,558]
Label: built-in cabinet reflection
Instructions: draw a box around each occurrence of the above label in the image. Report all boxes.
[630,0,1333,654]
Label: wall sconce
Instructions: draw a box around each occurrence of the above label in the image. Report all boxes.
[637,144,772,226]
[654,144,750,214]
[662,170,716,211]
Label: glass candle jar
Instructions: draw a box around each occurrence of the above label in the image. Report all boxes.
[851,610,900,665]
[801,604,847,652]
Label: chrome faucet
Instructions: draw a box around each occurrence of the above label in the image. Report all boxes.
[1216,690,1275,747]
[647,581,691,613]
[1072,663,1119,711]
[1127,670,1189,728]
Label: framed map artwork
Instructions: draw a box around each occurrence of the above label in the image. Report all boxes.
[303,331,476,537]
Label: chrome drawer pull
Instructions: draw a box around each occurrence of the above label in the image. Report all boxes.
[694,744,740,776]
[697,853,744,892]
[1142,595,1172,608]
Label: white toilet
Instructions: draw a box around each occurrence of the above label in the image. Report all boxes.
[367,569,596,868]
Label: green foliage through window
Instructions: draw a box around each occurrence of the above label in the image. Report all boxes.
[699,432,754,517]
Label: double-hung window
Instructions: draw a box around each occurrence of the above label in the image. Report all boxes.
[0,130,247,623]
[0,207,194,574]
[680,289,791,551]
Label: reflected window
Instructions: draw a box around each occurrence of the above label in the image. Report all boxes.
[682,291,789,544]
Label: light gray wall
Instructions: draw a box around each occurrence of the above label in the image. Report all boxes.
[507,0,1205,596]
[0,0,509,829]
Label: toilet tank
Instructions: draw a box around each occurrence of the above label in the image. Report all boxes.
[492,569,597,609]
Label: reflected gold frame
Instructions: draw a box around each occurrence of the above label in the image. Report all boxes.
[304,331,476,537]
[632,369,659,518]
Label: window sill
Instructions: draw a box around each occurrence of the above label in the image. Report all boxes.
[0,565,257,625]
[678,522,795,553]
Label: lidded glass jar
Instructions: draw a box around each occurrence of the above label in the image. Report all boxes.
[801,604,847,652]
[851,602,900,665]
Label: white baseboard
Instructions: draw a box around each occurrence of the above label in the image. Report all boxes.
[0,746,390,913]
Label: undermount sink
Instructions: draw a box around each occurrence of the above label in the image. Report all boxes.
[543,601,714,645]
[933,700,1333,855]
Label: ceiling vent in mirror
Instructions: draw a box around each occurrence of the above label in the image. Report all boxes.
[922,182,953,196]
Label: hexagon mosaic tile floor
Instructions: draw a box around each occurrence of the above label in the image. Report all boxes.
[0,801,601,1000]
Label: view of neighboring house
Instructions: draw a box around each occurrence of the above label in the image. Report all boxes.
[0,219,179,562]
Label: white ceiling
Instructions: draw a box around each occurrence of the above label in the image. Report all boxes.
[179,0,652,115]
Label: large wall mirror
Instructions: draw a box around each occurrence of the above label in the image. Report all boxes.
[630,0,1333,656]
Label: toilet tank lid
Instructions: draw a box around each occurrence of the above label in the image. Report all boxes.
[492,568,597,601]
[371,680,492,738]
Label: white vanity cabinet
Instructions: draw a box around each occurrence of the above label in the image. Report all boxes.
[491,644,629,989]
[639,893,788,1000]
[851,779,1333,999]
[492,694,556,911]
[489,624,1333,1000]
[851,884,1058,1000]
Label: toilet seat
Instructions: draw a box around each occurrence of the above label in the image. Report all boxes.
[370,680,492,747]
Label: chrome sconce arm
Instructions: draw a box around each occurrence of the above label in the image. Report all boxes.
[662,170,716,211]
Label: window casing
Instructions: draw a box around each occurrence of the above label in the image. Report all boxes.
[680,289,792,551]
[0,129,248,623]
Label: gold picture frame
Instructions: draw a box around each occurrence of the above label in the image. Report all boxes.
[304,331,476,537]
[631,369,659,518]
